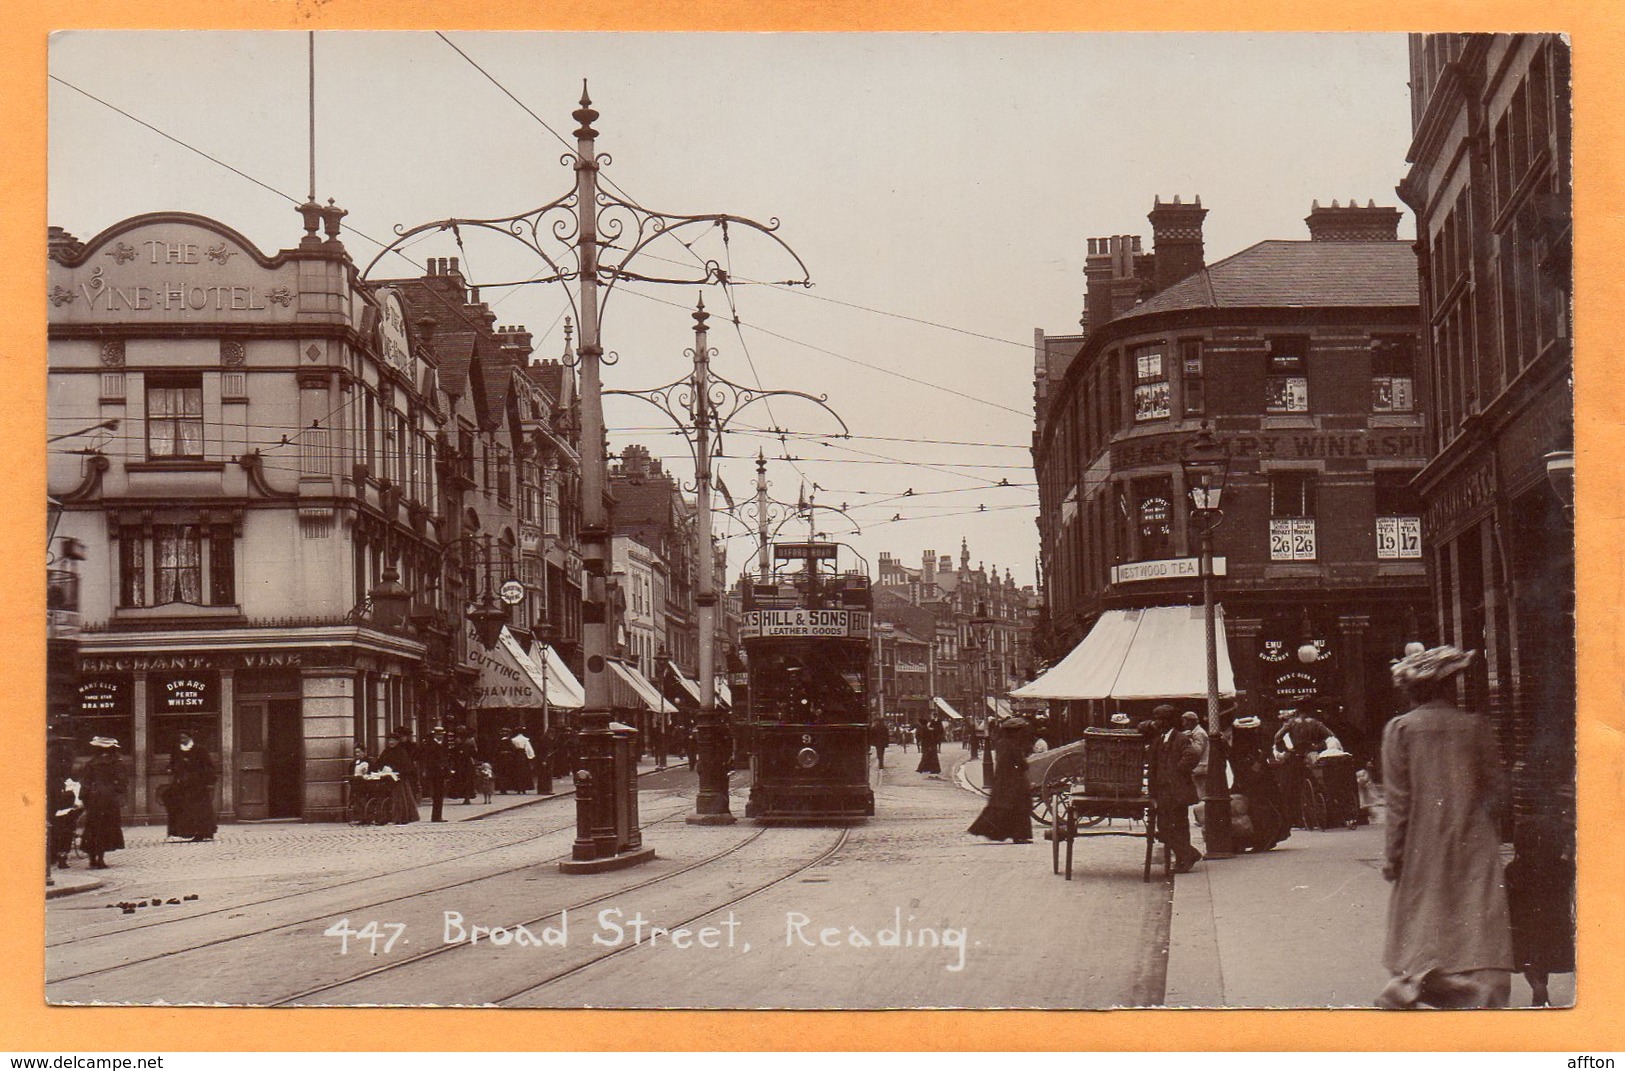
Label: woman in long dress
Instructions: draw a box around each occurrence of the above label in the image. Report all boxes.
[80,737,127,869]
[1376,646,1513,1009]
[915,718,942,775]
[1226,715,1290,852]
[968,718,1033,843]
[165,733,218,841]
[374,730,421,824]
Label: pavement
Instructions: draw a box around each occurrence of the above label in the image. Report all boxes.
[44,758,676,901]
[953,750,1574,1009]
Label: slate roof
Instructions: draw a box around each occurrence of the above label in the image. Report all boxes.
[1113,240,1418,323]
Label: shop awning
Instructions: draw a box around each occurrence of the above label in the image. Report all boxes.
[985,697,1014,719]
[714,679,733,710]
[467,626,583,712]
[933,697,963,720]
[671,670,703,707]
[609,660,677,714]
[1010,605,1235,701]
[534,643,585,710]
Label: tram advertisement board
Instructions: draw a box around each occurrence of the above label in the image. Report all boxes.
[740,608,871,639]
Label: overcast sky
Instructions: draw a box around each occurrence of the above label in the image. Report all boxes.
[48,31,1416,589]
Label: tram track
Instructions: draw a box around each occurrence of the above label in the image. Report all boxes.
[491,826,851,1006]
[270,821,802,1006]
[45,790,704,989]
[47,771,696,949]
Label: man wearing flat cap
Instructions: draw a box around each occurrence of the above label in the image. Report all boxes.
[1141,704,1203,873]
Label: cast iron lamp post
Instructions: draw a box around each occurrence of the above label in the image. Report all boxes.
[969,601,997,788]
[1181,425,1234,859]
[654,644,673,771]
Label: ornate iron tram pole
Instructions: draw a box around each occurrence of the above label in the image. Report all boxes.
[361,85,812,863]
[607,297,845,823]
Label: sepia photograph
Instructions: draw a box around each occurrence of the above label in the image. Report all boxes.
[38,29,1576,1016]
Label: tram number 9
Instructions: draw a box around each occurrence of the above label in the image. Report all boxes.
[801,734,813,744]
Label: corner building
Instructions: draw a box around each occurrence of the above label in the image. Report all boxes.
[1033,198,1428,757]
[48,209,450,822]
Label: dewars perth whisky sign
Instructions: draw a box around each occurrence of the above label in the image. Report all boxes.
[48,218,301,325]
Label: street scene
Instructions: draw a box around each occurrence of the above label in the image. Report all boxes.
[42,32,1573,1013]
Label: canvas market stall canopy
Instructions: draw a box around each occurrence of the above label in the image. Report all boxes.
[933,697,964,721]
[1010,605,1236,701]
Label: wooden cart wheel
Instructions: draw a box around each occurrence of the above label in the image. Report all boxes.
[1051,793,1065,874]
[1303,779,1329,831]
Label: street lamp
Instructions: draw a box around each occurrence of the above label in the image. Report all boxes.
[369,565,412,632]
[654,644,672,771]
[1180,424,1234,859]
[969,601,997,789]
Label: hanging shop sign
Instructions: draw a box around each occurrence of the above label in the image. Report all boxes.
[374,287,414,378]
[498,580,526,606]
[740,608,871,640]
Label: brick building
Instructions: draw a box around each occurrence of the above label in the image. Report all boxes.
[1030,197,1428,757]
[1397,33,1573,832]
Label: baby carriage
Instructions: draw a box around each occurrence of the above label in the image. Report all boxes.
[1305,748,1361,829]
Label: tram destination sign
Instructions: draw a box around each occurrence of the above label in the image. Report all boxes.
[740,608,871,639]
[774,542,838,560]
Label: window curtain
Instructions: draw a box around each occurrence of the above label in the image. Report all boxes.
[155,525,203,604]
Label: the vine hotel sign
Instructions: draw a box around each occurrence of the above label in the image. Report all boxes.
[48,218,303,325]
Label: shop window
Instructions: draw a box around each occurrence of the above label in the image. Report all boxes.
[146,375,204,458]
[119,531,147,608]
[1371,335,1416,412]
[1269,473,1317,561]
[1265,337,1310,413]
[1180,339,1205,417]
[1375,470,1424,561]
[1131,343,1170,422]
[1136,477,1174,562]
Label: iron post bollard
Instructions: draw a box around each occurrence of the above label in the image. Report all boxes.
[571,768,595,861]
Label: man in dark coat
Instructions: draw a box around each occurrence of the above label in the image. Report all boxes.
[1273,706,1333,828]
[1143,704,1203,873]
[421,726,450,822]
[870,719,889,769]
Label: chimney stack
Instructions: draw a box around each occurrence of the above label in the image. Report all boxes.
[1304,199,1403,241]
[1148,195,1208,292]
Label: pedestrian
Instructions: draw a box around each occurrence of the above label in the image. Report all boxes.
[1182,711,1209,802]
[80,736,126,869]
[533,723,555,788]
[1375,645,1513,1010]
[375,729,420,824]
[421,726,450,822]
[871,719,889,769]
[1142,704,1203,874]
[1225,715,1291,852]
[51,776,83,870]
[509,727,536,793]
[1505,805,1575,1006]
[915,718,942,776]
[164,732,218,842]
[1272,705,1333,828]
[967,717,1033,843]
[449,727,478,804]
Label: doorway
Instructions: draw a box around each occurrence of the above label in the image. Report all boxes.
[237,696,304,819]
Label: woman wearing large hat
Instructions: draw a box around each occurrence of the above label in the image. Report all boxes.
[80,737,127,869]
[1376,645,1513,1009]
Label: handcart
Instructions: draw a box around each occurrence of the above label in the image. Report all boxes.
[1052,728,1166,883]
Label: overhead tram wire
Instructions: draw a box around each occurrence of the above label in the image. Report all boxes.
[614,283,1030,421]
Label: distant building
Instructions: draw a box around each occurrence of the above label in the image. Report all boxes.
[1398,33,1573,829]
[1031,196,1427,755]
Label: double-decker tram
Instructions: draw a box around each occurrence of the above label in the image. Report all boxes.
[741,541,875,821]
